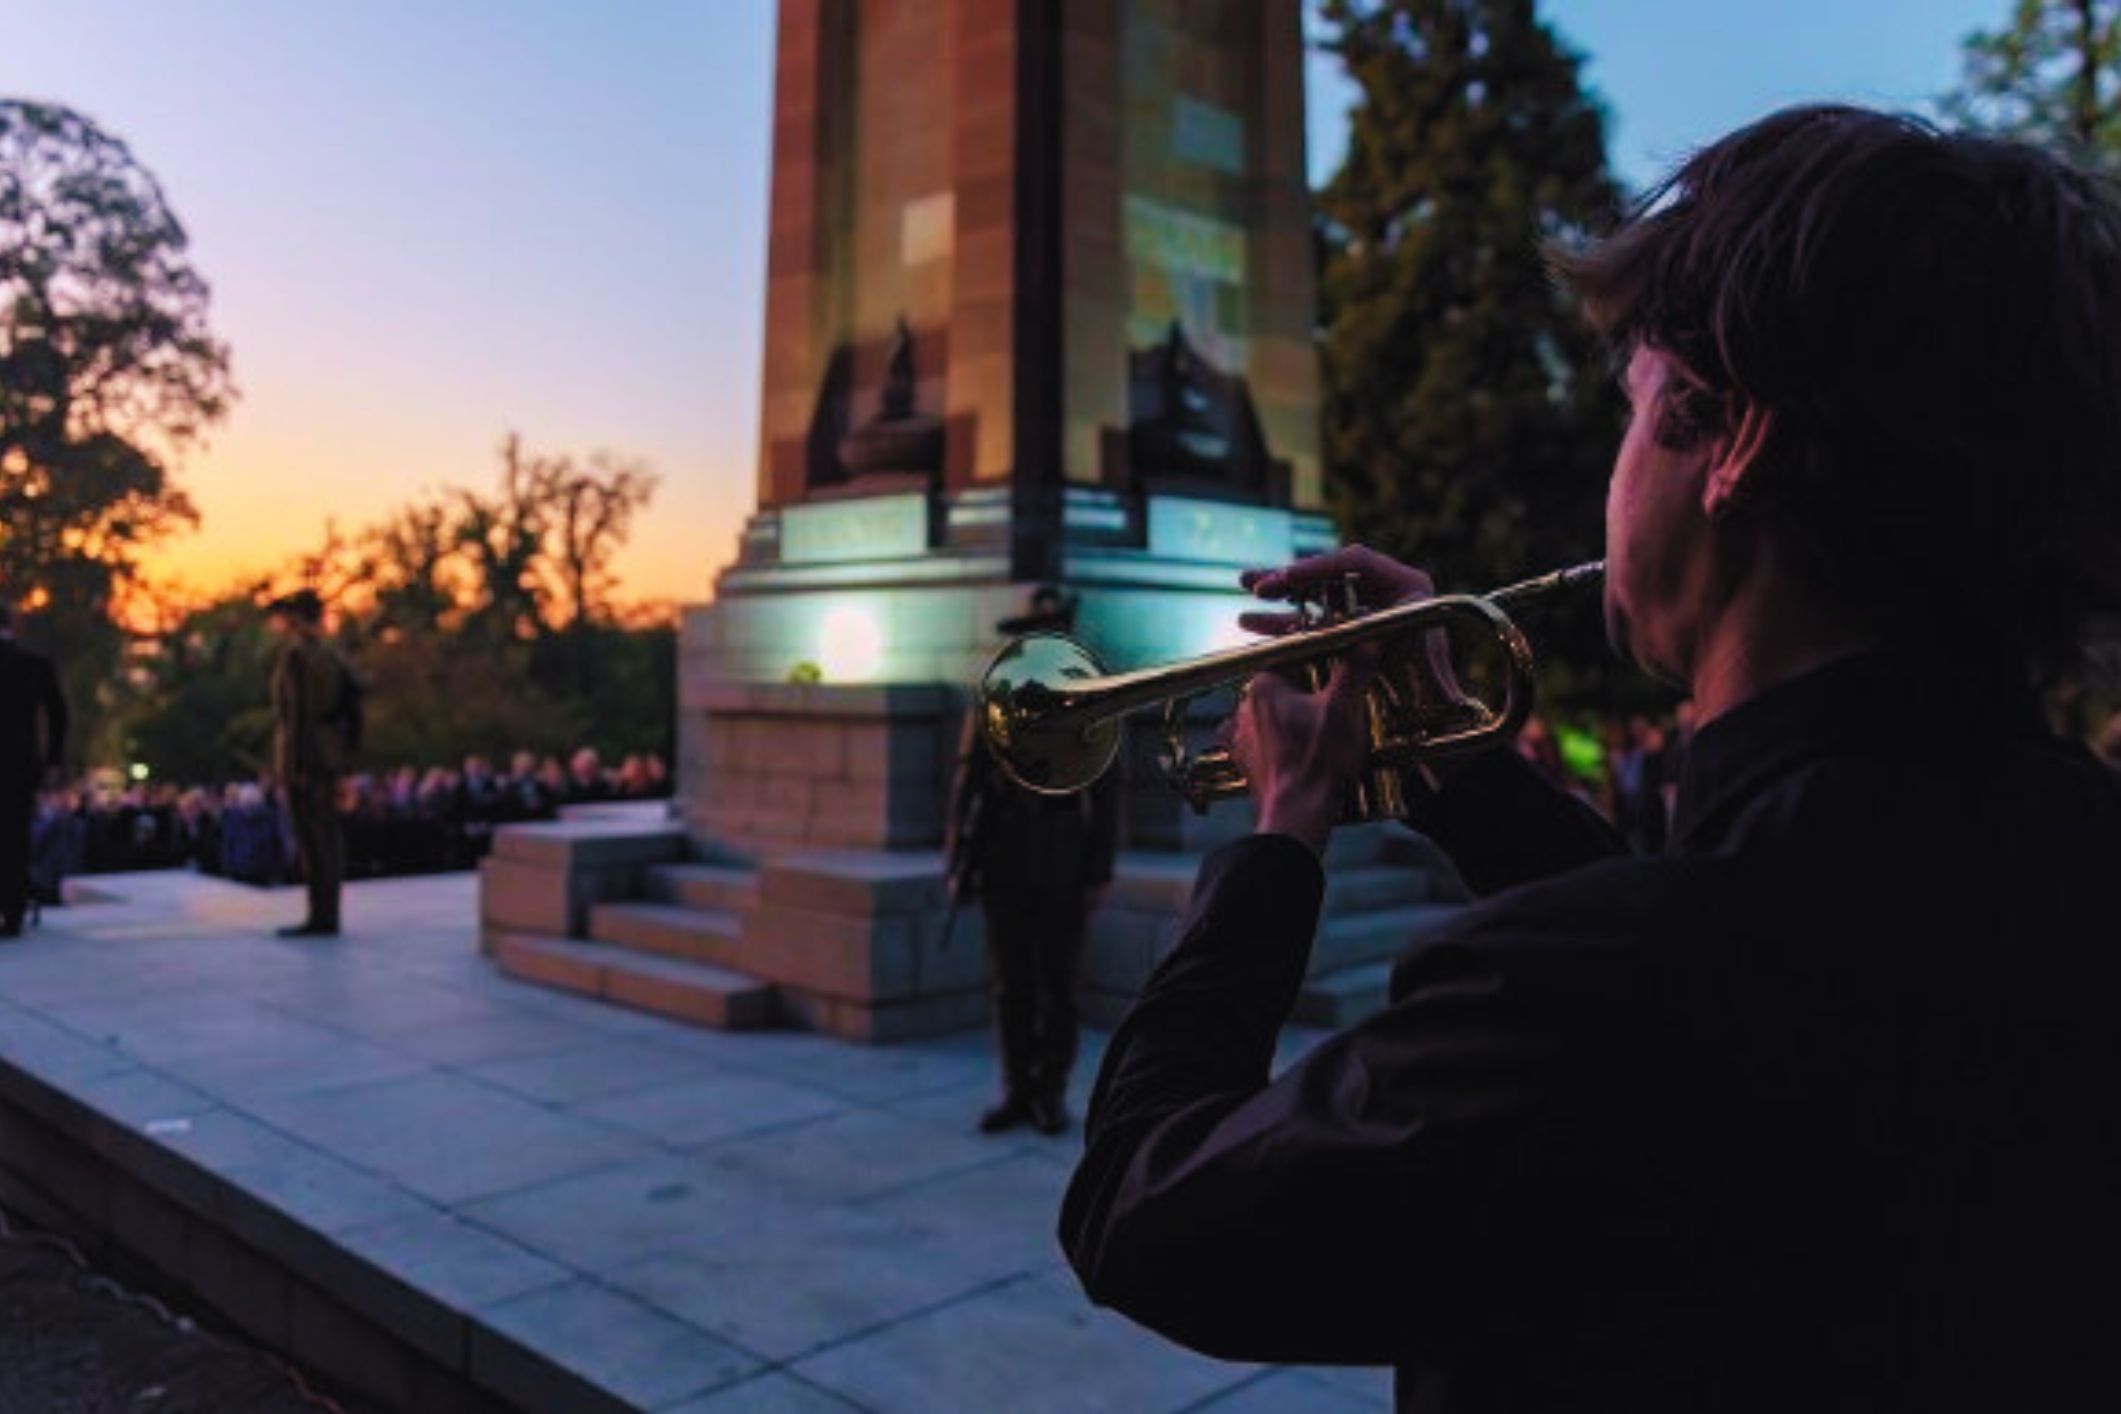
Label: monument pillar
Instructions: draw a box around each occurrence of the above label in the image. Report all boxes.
[710,0,1328,685]
[486,1,1445,1042]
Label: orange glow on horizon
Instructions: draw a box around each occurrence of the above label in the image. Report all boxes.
[133,425,753,619]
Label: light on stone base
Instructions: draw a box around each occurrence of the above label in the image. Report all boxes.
[819,603,885,682]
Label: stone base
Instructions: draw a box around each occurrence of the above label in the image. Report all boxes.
[478,811,1465,1044]
[478,817,992,1043]
[679,682,961,856]
[475,815,686,947]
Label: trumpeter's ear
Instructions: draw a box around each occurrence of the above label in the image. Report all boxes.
[1702,400,1774,521]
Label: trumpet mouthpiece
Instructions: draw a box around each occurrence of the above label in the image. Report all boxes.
[1486,560,1605,609]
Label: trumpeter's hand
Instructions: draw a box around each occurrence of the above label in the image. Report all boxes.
[1237,546,1479,801]
[1222,652,1377,859]
[1237,544,1435,637]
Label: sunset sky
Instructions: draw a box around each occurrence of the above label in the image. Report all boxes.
[0,0,1998,608]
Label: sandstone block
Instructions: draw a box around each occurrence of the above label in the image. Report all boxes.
[478,858,574,938]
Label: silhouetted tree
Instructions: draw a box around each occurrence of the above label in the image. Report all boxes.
[364,500,460,635]
[120,595,278,785]
[455,434,553,642]
[1944,0,2121,168]
[551,454,658,632]
[0,101,233,760]
[115,437,675,784]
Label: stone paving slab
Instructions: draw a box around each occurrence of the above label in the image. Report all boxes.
[0,870,1394,1412]
[477,1280,762,1410]
[663,1371,863,1413]
[789,1271,1260,1414]
[1194,1369,1399,1411]
[575,1071,848,1149]
[243,1070,655,1207]
[464,1036,742,1107]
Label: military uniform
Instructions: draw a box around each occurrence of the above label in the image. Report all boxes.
[947,709,1118,1130]
[272,635,352,933]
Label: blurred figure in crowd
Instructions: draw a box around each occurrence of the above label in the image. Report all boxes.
[1515,714,1567,791]
[220,782,285,886]
[1613,714,1669,853]
[567,747,612,803]
[537,755,569,805]
[0,607,68,936]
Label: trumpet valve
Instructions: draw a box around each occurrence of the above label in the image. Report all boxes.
[1288,571,1366,627]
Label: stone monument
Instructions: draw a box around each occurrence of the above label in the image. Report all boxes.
[480,0,1453,1040]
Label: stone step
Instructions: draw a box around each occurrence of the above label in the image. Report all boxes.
[1310,903,1461,976]
[642,862,760,912]
[587,901,746,968]
[1294,962,1394,1028]
[490,932,778,1030]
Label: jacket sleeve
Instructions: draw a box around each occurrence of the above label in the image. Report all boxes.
[1401,750,1628,896]
[1059,834,1572,1367]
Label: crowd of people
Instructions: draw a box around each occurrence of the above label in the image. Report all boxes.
[28,748,669,891]
[1519,701,2121,852]
[1514,704,1698,854]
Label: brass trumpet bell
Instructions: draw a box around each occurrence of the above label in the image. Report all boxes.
[975,562,1603,820]
[979,633,1124,795]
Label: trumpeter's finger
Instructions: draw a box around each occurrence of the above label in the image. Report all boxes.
[1245,548,1370,600]
[1246,671,1304,708]
[1237,610,1307,637]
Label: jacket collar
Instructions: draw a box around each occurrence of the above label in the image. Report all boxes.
[1669,645,2046,852]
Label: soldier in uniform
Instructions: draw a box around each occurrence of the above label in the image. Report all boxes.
[947,587,1119,1136]
[0,607,67,937]
[266,590,356,937]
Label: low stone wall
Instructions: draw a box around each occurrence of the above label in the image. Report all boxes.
[477,819,687,948]
[0,1065,544,1414]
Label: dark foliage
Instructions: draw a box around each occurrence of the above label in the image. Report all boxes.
[1944,0,2121,169]
[0,101,234,761]
[112,439,673,784]
[1314,0,1639,707]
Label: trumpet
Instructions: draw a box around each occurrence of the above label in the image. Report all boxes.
[977,561,1604,821]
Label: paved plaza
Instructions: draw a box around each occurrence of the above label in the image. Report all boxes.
[0,871,1393,1412]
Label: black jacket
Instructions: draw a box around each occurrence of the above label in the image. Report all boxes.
[1062,651,2121,1412]
[945,712,1119,898]
[0,639,67,781]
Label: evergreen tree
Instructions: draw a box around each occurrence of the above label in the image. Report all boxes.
[1316,0,1622,621]
[1943,0,2121,170]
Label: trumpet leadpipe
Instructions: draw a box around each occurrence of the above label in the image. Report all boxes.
[1039,558,1604,732]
